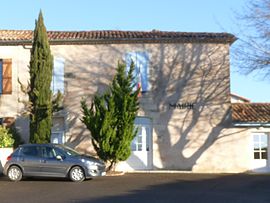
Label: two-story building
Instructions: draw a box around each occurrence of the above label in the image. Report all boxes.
[0,30,270,173]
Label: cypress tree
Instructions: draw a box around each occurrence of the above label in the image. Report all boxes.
[29,11,53,143]
[81,61,140,170]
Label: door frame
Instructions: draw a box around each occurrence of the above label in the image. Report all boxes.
[130,116,153,170]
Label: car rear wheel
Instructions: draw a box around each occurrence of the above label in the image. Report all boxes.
[7,166,23,182]
[69,166,85,182]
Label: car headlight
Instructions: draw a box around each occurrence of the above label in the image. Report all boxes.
[86,161,99,169]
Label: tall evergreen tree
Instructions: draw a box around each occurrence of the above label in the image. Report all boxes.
[81,61,140,170]
[29,11,53,143]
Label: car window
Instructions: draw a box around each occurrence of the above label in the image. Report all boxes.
[21,146,39,157]
[42,147,56,159]
[41,146,66,159]
[54,147,66,159]
[11,148,20,156]
[57,145,81,156]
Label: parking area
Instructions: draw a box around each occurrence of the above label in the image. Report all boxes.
[0,173,270,203]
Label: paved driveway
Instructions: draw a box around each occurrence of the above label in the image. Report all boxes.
[0,173,270,203]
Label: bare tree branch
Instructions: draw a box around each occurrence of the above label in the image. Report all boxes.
[232,0,270,77]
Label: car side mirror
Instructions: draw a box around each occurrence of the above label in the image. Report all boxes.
[56,155,63,161]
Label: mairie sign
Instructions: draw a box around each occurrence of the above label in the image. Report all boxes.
[169,103,195,110]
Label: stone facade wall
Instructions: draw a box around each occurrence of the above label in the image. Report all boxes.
[51,43,252,172]
[0,42,256,172]
[0,45,30,141]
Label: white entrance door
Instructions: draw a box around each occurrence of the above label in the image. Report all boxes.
[126,117,152,170]
[252,132,269,172]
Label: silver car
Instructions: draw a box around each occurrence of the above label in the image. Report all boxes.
[3,144,106,182]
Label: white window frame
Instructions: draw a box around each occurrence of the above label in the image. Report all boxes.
[253,132,268,160]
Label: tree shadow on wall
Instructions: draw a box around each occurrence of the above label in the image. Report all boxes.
[52,43,248,168]
[53,45,119,153]
[142,43,248,170]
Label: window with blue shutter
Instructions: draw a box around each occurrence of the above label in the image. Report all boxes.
[125,52,149,93]
[52,57,65,94]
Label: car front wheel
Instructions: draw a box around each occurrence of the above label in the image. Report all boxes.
[7,166,23,182]
[69,166,85,182]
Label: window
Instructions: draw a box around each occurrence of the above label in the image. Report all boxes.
[253,133,268,160]
[51,131,65,144]
[131,124,151,152]
[125,52,149,93]
[52,57,65,94]
[131,126,143,151]
[0,59,12,94]
[42,147,56,159]
[21,146,39,157]
[41,146,65,159]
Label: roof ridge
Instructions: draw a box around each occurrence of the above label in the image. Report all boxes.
[0,29,237,45]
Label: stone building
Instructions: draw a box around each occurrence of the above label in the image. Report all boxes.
[0,30,270,172]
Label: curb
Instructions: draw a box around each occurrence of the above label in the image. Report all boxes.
[106,171,126,176]
[127,170,193,174]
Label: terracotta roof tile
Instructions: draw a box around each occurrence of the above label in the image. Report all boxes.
[232,103,270,123]
[0,30,236,45]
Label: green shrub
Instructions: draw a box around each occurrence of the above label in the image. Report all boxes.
[8,124,24,148]
[0,125,15,148]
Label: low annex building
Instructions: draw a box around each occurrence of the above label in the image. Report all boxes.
[0,29,270,173]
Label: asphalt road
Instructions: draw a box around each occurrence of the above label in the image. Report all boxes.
[0,173,270,203]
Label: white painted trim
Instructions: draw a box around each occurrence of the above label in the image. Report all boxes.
[234,123,270,127]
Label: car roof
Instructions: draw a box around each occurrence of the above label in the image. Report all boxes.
[20,143,60,147]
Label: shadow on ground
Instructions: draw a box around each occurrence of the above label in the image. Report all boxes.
[81,173,270,203]
[0,173,270,203]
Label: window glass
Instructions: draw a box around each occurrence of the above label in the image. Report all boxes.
[253,142,260,150]
[56,145,81,156]
[131,125,150,152]
[42,147,56,159]
[125,52,149,92]
[261,137,268,149]
[254,152,260,159]
[131,118,152,152]
[131,141,137,151]
[54,147,66,158]
[22,146,39,157]
[262,151,268,159]
[253,134,260,142]
[253,133,268,160]
[52,57,65,94]
[137,144,142,151]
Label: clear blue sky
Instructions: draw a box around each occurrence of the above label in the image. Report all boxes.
[1,0,269,102]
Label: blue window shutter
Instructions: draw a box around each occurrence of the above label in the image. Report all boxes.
[125,52,139,91]
[136,52,149,92]
[52,58,65,94]
[0,60,2,94]
[125,52,137,72]
[125,52,149,92]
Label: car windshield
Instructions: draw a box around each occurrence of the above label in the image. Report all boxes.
[56,145,81,156]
